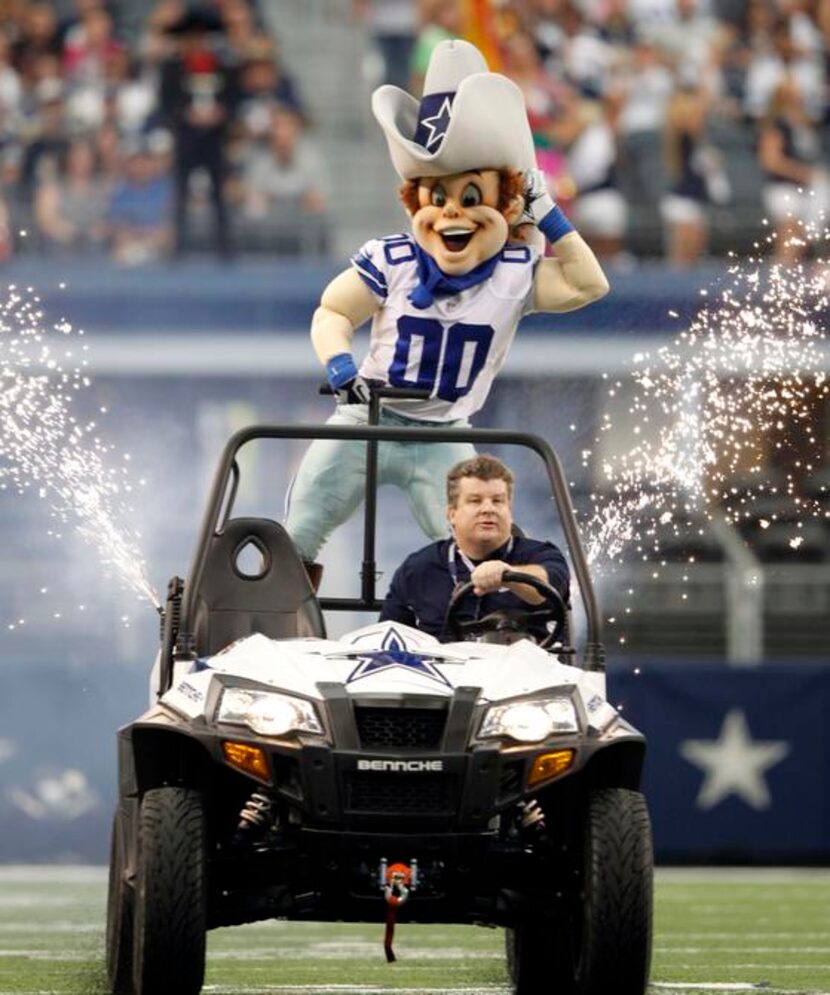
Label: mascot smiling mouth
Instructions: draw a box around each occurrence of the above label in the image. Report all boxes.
[438,226,476,252]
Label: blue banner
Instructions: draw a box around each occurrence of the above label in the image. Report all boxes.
[611,662,830,861]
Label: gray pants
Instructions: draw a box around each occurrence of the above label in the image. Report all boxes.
[285,406,476,561]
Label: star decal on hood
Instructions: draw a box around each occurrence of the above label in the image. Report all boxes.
[344,628,453,687]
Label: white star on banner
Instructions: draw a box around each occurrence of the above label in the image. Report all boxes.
[679,708,790,810]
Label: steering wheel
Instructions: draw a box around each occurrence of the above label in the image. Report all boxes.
[441,570,568,649]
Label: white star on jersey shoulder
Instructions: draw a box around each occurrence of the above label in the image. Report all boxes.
[679,708,790,810]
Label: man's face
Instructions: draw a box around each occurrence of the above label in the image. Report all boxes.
[448,476,513,554]
[411,170,510,275]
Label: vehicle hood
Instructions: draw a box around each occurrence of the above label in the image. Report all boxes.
[162,621,609,719]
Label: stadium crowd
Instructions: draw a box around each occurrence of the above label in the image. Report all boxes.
[0,0,329,263]
[0,0,828,266]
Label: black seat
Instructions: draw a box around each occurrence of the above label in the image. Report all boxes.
[192,517,326,656]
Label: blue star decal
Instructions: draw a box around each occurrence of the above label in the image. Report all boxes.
[345,628,452,687]
[419,96,453,151]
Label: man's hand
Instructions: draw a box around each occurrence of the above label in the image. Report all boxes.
[334,375,376,405]
[471,560,509,596]
[520,167,557,228]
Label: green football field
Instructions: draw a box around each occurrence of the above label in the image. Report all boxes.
[0,867,829,994]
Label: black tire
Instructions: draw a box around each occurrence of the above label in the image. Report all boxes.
[132,786,207,995]
[511,787,653,995]
[106,811,134,995]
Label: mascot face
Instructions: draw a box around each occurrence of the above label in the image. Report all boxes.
[410,169,515,274]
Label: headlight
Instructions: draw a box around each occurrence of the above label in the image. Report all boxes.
[217,688,324,738]
[479,696,578,743]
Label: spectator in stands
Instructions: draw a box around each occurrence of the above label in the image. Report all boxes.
[107,135,173,265]
[160,6,238,259]
[639,0,724,86]
[352,0,417,91]
[34,135,108,253]
[61,6,124,88]
[555,95,628,262]
[744,14,824,122]
[0,31,21,125]
[12,4,61,89]
[235,40,306,140]
[220,0,264,66]
[660,76,731,267]
[501,28,573,198]
[105,50,157,138]
[558,2,618,100]
[613,35,674,207]
[19,81,68,205]
[237,104,329,254]
[759,75,829,262]
[138,0,186,69]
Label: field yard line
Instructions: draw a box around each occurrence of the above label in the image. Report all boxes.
[652,985,830,993]
[201,987,511,994]
[659,933,830,939]
[666,964,830,970]
[662,950,830,956]
[0,866,106,883]
[656,868,830,883]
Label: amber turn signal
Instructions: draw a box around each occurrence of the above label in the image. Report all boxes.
[527,748,575,787]
[222,741,270,781]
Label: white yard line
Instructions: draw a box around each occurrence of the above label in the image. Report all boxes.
[0,866,106,884]
[656,868,830,883]
[652,986,830,994]
[2,866,828,884]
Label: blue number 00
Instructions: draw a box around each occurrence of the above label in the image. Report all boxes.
[388,316,494,403]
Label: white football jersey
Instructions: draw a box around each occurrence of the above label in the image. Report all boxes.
[351,233,539,422]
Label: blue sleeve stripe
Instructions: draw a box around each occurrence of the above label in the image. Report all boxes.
[352,253,388,296]
[353,266,388,299]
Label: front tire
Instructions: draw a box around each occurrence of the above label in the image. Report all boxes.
[132,786,207,995]
[510,787,653,995]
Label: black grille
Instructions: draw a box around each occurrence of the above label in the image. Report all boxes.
[355,707,446,749]
[346,773,454,816]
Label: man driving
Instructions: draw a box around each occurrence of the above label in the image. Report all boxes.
[380,454,570,641]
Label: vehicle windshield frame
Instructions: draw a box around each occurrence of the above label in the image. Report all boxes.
[175,423,605,673]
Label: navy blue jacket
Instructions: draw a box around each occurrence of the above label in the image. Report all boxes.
[379,536,570,641]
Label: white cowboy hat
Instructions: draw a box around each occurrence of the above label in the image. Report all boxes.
[371,39,536,181]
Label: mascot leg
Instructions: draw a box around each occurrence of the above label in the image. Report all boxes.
[395,438,476,541]
[285,408,370,561]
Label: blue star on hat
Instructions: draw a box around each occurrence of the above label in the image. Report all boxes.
[414,92,454,151]
[345,628,452,687]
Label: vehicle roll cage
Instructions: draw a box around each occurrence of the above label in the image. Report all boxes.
[170,413,605,681]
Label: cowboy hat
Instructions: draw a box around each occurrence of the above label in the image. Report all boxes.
[371,39,535,181]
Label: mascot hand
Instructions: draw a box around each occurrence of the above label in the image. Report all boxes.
[521,168,557,228]
[335,375,379,406]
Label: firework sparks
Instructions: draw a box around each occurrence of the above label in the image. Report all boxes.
[0,285,159,610]
[585,225,829,572]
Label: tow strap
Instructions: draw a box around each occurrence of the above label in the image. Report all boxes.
[382,862,412,963]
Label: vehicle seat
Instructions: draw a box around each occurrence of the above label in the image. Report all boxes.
[192,517,326,656]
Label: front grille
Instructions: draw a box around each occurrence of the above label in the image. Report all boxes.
[346,773,454,816]
[355,707,446,749]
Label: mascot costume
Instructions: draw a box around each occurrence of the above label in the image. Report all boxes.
[286,39,609,567]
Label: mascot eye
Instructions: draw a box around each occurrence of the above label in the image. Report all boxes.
[461,183,482,207]
[430,185,447,207]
